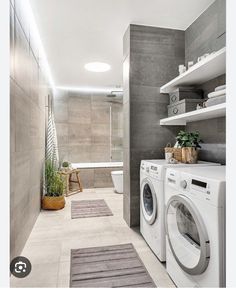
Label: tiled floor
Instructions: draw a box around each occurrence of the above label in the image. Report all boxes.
[11,188,175,288]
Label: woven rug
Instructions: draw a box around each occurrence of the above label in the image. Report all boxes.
[70,243,156,288]
[71,199,113,219]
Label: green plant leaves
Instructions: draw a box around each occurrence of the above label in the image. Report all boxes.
[45,160,64,196]
[175,131,202,148]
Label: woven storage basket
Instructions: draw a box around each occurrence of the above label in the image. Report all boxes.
[42,195,65,210]
[165,144,182,162]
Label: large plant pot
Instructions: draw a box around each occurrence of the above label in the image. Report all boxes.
[181,147,199,164]
[42,195,65,210]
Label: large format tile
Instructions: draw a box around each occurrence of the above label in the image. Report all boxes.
[11,188,174,288]
[14,15,30,96]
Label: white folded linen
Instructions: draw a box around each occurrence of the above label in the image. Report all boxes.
[205,95,226,107]
[215,84,226,91]
[208,88,226,98]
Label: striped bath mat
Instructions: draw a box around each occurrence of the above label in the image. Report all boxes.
[71,199,113,219]
[70,243,156,288]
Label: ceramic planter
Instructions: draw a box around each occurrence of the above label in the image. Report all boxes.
[181,147,199,164]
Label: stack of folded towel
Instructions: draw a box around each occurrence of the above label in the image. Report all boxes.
[205,84,226,107]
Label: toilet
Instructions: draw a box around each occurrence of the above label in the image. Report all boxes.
[111,170,123,193]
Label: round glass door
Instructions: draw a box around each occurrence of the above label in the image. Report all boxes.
[165,195,210,275]
[141,179,157,225]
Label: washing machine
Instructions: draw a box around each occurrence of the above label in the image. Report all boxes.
[165,166,226,287]
[140,160,220,262]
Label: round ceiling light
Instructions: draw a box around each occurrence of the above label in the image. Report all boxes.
[84,62,111,72]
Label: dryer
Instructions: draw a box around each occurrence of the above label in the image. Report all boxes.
[165,166,226,287]
[140,160,220,262]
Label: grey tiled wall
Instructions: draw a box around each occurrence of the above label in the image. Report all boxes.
[54,90,123,188]
[10,0,52,260]
[185,0,226,164]
[123,24,185,226]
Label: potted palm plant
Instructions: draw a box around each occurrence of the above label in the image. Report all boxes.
[176,130,202,163]
[42,160,65,210]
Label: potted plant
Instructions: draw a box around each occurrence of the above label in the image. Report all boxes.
[61,161,71,171]
[176,130,203,163]
[42,160,65,210]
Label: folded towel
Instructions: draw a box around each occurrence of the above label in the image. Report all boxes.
[205,95,226,107]
[208,89,226,98]
[215,85,226,92]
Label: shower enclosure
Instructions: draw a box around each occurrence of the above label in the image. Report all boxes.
[54,90,123,188]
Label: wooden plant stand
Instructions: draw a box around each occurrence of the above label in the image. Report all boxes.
[59,168,83,197]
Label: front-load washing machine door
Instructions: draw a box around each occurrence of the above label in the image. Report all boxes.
[141,178,157,225]
[165,194,210,275]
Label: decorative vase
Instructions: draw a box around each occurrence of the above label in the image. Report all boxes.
[181,147,199,164]
[42,195,65,210]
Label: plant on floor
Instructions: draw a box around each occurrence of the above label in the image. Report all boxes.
[42,160,65,210]
[45,160,64,196]
[175,130,203,164]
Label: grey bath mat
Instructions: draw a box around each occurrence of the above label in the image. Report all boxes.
[70,243,156,288]
[71,199,113,219]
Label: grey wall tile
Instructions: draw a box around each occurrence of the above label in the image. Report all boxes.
[14,84,30,152]
[123,24,185,227]
[54,99,68,123]
[91,145,110,162]
[68,145,91,163]
[68,95,91,124]
[10,7,48,261]
[68,123,92,145]
[185,0,226,63]
[56,123,69,147]
[185,1,226,167]
[14,15,30,96]
[94,168,114,188]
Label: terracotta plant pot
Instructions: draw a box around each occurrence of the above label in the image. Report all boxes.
[181,147,199,164]
[42,195,65,210]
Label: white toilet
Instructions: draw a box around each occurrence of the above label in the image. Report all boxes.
[111,170,123,193]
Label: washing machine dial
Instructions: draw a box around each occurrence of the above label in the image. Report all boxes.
[180,180,188,189]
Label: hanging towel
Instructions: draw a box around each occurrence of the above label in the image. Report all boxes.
[46,110,59,167]
[205,95,226,107]
[208,89,226,99]
[215,84,226,92]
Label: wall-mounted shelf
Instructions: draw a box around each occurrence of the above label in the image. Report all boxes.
[160,47,226,94]
[160,103,226,125]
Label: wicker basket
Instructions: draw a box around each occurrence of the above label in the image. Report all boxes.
[181,147,199,164]
[165,144,182,162]
[42,195,65,210]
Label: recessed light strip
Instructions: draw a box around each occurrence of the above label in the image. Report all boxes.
[56,86,123,94]
[25,0,55,90]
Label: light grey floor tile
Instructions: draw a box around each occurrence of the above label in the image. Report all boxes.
[11,187,174,288]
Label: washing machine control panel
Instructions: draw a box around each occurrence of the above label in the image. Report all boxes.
[180,180,188,189]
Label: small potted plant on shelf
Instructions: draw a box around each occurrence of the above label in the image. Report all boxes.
[42,160,65,210]
[176,130,203,163]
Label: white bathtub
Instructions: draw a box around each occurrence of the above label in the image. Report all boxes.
[71,162,123,189]
[72,162,123,169]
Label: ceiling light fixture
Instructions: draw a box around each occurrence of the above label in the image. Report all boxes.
[84,62,111,72]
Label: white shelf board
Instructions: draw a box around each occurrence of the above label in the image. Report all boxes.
[160,103,226,126]
[160,47,226,94]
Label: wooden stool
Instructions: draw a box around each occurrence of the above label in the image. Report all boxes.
[59,168,83,196]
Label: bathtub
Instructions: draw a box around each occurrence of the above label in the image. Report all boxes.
[71,162,123,189]
[72,162,123,169]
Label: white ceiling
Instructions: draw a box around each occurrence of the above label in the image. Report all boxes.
[29,0,215,90]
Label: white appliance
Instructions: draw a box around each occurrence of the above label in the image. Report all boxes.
[165,166,226,287]
[140,160,220,262]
